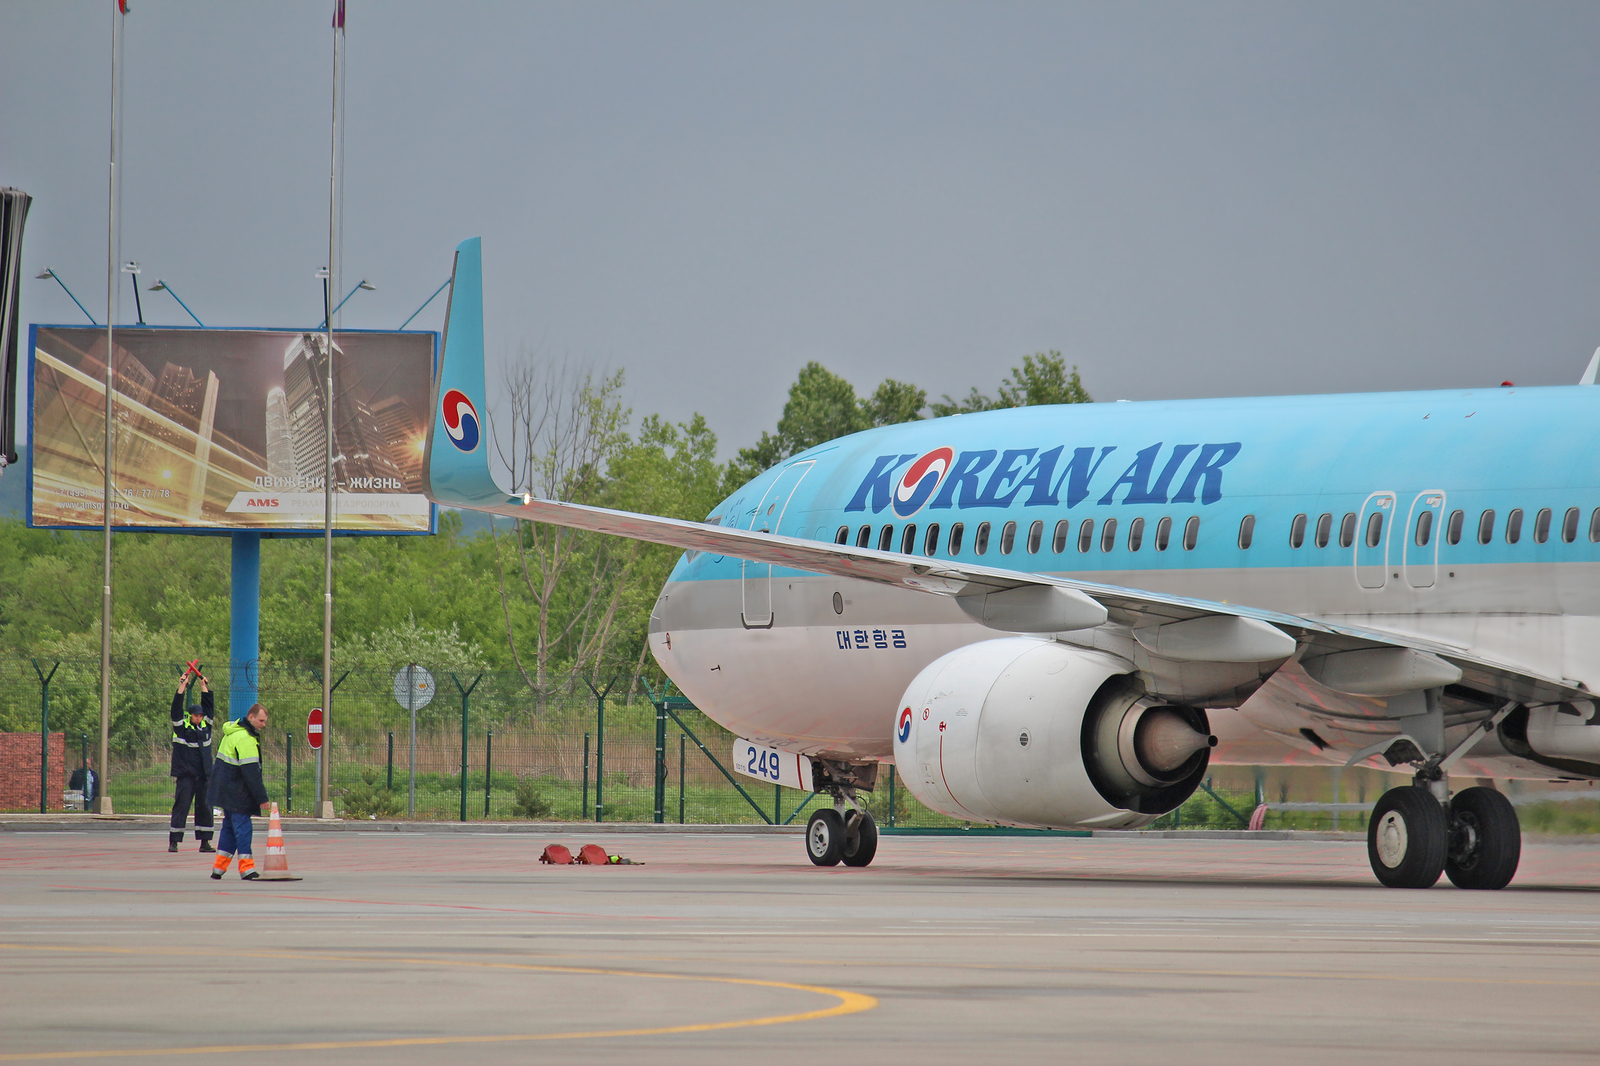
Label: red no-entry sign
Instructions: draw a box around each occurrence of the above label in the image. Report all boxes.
[307,707,324,749]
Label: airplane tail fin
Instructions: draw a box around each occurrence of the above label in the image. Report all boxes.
[423,237,506,507]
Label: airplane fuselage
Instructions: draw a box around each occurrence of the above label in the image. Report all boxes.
[651,384,1600,776]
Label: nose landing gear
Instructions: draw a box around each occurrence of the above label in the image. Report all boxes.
[806,805,879,867]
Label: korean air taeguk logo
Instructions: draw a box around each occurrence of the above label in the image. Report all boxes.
[892,447,954,518]
[441,389,480,453]
[897,706,914,744]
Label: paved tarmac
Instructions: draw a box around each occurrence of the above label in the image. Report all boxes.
[3,828,1599,1064]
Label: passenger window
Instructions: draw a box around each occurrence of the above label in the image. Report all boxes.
[948,522,964,555]
[1000,521,1017,554]
[1315,513,1332,548]
[1100,517,1118,552]
[1563,508,1579,544]
[1052,520,1069,553]
[878,525,895,551]
[1592,508,1600,543]
[924,523,941,556]
[835,526,849,545]
[1534,508,1551,544]
[1155,516,1172,551]
[1365,511,1383,548]
[901,524,918,554]
[1414,510,1432,547]
[1478,509,1495,545]
[974,521,990,555]
[1289,513,1307,549]
[856,525,872,548]
[1077,519,1094,553]
[1506,508,1523,545]
[1027,520,1043,554]
[1127,516,1145,552]
[1183,516,1200,551]
[1446,510,1463,545]
[1339,512,1357,549]
[1237,514,1255,550]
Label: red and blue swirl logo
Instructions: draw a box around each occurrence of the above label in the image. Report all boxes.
[892,446,954,518]
[441,389,480,453]
[897,706,914,744]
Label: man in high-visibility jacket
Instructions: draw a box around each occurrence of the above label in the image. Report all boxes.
[168,670,216,853]
[208,703,271,880]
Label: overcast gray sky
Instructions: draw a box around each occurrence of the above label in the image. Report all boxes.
[6,1,1600,456]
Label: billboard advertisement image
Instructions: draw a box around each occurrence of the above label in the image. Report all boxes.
[29,326,436,533]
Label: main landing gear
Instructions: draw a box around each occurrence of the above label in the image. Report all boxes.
[806,806,878,867]
[804,760,880,868]
[1368,777,1521,890]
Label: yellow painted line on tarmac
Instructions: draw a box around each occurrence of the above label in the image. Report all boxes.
[0,943,877,1062]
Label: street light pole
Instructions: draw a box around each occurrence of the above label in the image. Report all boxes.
[147,280,203,326]
[398,278,450,330]
[35,270,98,325]
[317,279,374,329]
[317,5,345,822]
[121,261,142,324]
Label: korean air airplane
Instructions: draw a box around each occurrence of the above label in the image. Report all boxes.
[425,237,1600,890]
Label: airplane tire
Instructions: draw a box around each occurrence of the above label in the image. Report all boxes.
[841,810,878,867]
[806,809,845,866]
[1367,786,1447,888]
[1445,786,1521,890]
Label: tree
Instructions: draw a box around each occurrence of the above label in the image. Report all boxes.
[725,364,929,487]
[929,350,1090,416]
[491,360,631,695]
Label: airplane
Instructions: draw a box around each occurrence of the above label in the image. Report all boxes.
[424,236,1600,889]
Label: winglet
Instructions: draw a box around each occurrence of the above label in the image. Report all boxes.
[422,237,505,506]
[1581,347,1600,385]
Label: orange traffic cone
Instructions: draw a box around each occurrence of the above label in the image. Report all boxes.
[258,803,301,881]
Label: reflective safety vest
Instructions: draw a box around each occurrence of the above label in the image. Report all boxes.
[215,721,261,767]
[209,720,269,814]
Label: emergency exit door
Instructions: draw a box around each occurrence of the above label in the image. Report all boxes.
[1403,491,1446,589]
[742,460,814,628]
[1355,491,1395,589]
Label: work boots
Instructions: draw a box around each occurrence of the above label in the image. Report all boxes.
[238,856,259,880]
[210,852,232,879]
[167,841,179,853]
[198,840,215,853]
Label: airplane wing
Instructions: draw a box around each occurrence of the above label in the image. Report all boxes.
[438,487,1585,711]
[422,237,1584,729]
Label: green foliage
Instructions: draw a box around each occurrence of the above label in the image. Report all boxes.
[341,767,402,819]
[928,350,1091,417]
[512,777,552,819]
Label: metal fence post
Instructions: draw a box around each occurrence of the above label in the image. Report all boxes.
[386,732,394,792]
[678,733,685,824]
[484,729,493,818]
[582,732,590,819]
[583,677,617,823]
[775,782,781,824]
[653,692,666,824]
[31,660,59,814]
[451,672,483,822]
[285,732,293,814]
[888,765,896,829]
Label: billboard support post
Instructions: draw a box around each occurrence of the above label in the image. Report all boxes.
[229,532,260,719]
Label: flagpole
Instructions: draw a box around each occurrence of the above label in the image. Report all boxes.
[318,0,344,820]
[96,0,125,816]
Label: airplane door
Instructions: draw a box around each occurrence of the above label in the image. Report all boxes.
[742,460,814,628]
[1355,492,1395,589]
[1403,491,1446,589]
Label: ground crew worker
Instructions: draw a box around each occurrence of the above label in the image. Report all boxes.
[168,669,216,853]
[208,703,270,880]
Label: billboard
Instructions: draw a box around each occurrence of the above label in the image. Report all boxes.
[29,325,436,533]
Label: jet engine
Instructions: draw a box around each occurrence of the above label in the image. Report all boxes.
[893,637,1215,830]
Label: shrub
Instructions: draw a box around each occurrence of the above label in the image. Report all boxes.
[513,778,551,819]
[342,768,402,819]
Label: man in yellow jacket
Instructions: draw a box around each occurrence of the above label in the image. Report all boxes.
[207,703,271,880]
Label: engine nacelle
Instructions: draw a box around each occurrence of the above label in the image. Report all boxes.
[893,637,1214,830]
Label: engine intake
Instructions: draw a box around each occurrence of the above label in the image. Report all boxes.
[894,637,1213,830]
